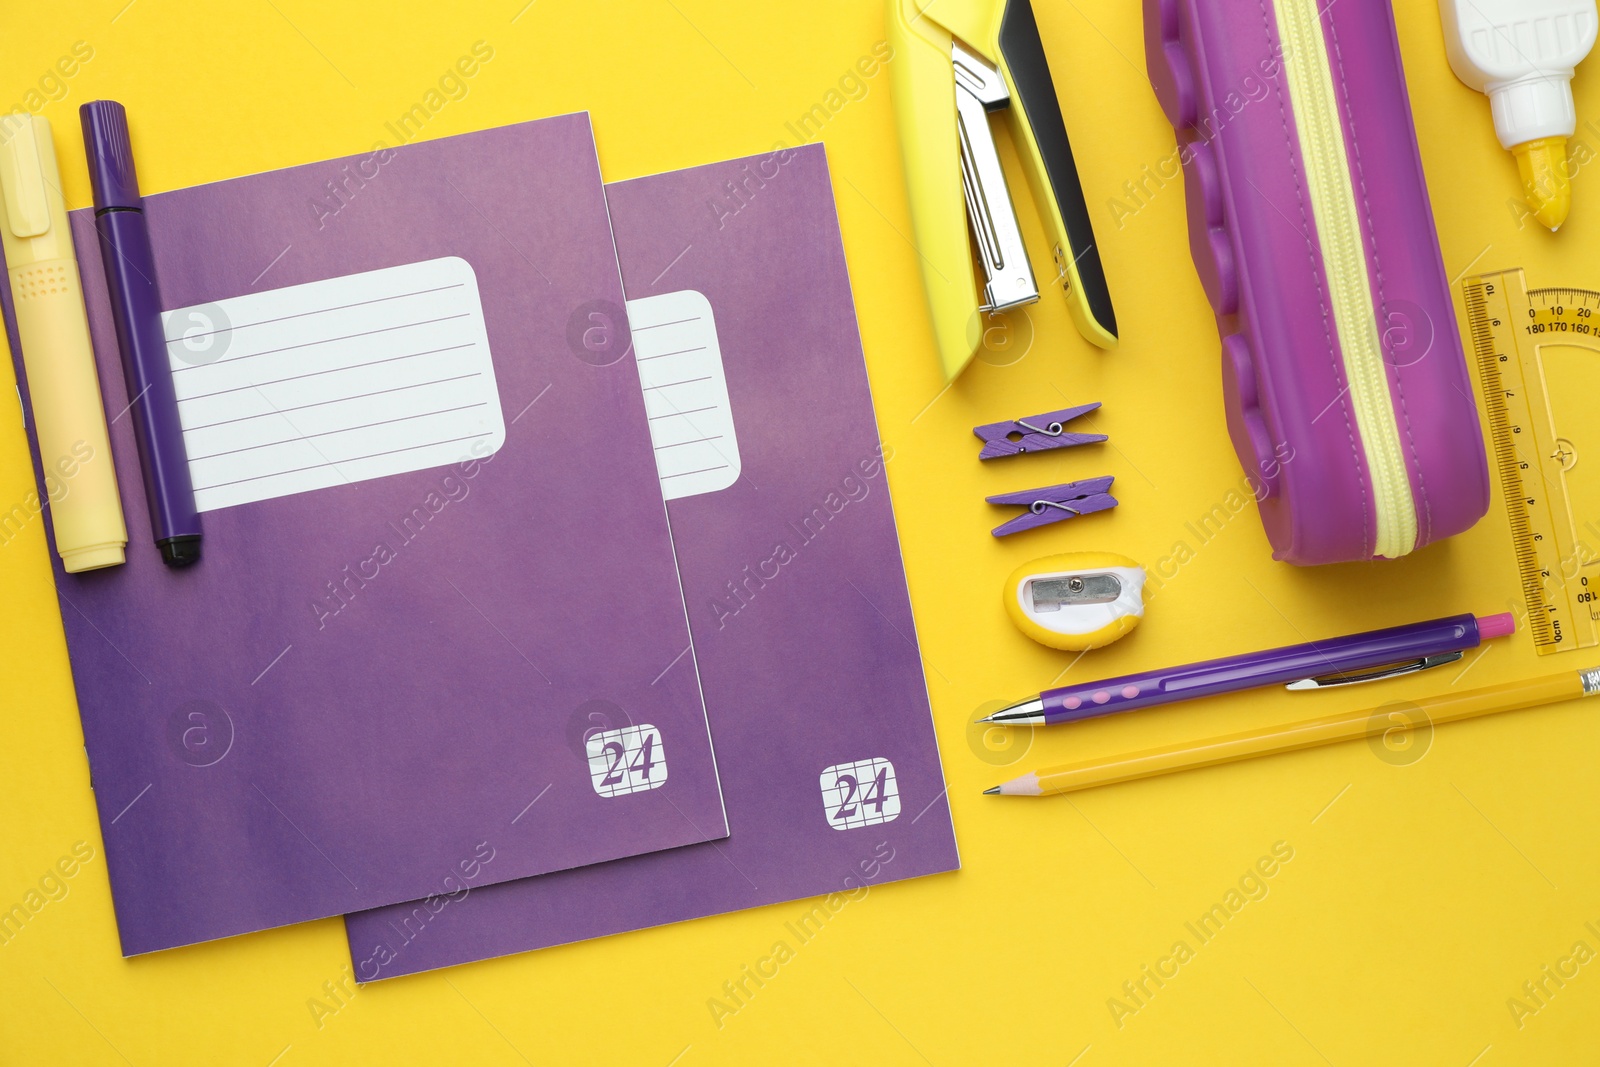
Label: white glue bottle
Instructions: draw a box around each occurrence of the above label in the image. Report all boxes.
[1440,0,1598,230]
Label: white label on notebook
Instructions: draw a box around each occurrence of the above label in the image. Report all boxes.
[625,290,741,500]
[586,724,668,797]
[162,257,505,512]
[819,758,901,831]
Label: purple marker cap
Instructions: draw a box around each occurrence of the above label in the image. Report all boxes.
[81,100,144,211]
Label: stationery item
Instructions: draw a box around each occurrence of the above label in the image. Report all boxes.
[345,144,959,980]
[1144,0,1491,564]
[981,611,1515,726]
[1465,269,1600,654]
[1440,0,1597,231]
[987,475,1116,536]
[974,402,1105,459]
[1004,551,1144,650]
[81,101,201,566]
[630,288,741,500]
[0,114,127,572]
[888,0,1117,380]
[163,259,503,512]
[0,114,729,955]
[987,664,1600,795]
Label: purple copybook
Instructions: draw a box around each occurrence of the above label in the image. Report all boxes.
[346,144,960,980]
[0,114,727,955]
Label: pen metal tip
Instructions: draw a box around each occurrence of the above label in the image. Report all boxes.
[985,697,1045,726]
[974,715,994,724]
[983,786,1000,795]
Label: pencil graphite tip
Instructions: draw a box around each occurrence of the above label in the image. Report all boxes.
[982,786,1001,795]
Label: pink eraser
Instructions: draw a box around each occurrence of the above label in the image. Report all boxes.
[1476,613,1516,640]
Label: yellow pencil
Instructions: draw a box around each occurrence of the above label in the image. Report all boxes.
[986,667,1599,796]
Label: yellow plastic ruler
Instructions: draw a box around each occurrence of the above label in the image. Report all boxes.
[1465,268,1600,654]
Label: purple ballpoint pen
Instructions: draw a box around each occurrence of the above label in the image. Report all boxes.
[980,612,1517,726]
[82,100,201,566]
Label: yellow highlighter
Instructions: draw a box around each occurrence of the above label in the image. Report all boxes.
[0,114,127,571]
[888,0,1117,380]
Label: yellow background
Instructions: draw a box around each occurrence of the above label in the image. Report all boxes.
[2,1,1597,1063]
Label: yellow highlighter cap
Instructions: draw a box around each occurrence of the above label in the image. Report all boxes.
[1514,137,1572,232]
[1004,551,1145,651]
[63,543,127,573]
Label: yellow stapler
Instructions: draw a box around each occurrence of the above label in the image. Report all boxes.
[889,0,1117,380]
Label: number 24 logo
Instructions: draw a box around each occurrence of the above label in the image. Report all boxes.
[600,733,659,786]
[586,724,668,797]
[820,758,900,829]
[831,765,890,820]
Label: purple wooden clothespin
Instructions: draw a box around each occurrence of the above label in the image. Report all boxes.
[987,476,1117,537]
[973,403,1106,460]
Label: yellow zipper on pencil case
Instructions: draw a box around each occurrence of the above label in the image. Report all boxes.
[1272,0,1418,559]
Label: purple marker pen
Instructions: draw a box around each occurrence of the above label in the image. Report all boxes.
[981,612,1518,726]
[82,100,201,566]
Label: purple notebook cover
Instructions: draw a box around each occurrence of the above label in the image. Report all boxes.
[345,144,959,980]
[0,115,727,955]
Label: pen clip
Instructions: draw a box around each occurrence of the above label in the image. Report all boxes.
[1285,651,1464,691]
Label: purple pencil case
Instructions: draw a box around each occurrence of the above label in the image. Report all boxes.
[1144,0,1489,564]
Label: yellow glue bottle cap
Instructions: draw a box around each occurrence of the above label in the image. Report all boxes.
[1514,136,1572,232]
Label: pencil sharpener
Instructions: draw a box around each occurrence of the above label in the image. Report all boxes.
[1004,551,1146,651]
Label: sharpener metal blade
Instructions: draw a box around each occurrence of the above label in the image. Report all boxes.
[1028,573,1121,612]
